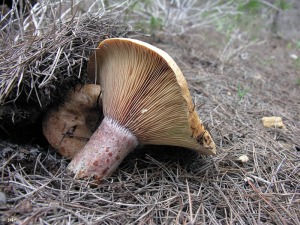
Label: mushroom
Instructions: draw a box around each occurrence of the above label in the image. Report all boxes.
[42,84,103,158]
[67,38,216,179]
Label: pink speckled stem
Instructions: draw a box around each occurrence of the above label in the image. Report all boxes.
[67,117,138,180]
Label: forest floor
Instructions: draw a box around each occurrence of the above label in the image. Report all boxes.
[1,2,300,225]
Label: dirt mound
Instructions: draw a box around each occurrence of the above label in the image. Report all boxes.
[0,3,137,141]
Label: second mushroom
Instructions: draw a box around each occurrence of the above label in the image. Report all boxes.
[67,38,216,180]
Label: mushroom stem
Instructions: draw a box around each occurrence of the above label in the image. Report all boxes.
[67,117,138,179]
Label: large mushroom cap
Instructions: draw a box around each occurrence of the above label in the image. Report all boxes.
[88,38,216,155]
[42,84,103,158]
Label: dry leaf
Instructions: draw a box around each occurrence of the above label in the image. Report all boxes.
[261,117,286,129]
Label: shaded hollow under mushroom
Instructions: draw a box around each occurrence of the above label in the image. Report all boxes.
[42,84,103,158]
[67,38,216,179]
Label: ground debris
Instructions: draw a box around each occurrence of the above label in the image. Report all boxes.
[262,116,286,129]
[238,155,249,163]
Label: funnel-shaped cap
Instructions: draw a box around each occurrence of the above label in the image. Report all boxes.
[88,38,216,155]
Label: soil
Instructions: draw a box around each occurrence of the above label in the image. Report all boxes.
[1,23,300,225]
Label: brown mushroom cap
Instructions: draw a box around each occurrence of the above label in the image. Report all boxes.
[88,38,216,155]
[42,84,103,158]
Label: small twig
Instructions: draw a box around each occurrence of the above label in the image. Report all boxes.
[186,179,194,224]
[247,180,288,225]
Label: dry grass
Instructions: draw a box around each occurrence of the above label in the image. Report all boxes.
[1,0,300,224]
[0,0,136,126]
[128,0,242,34]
